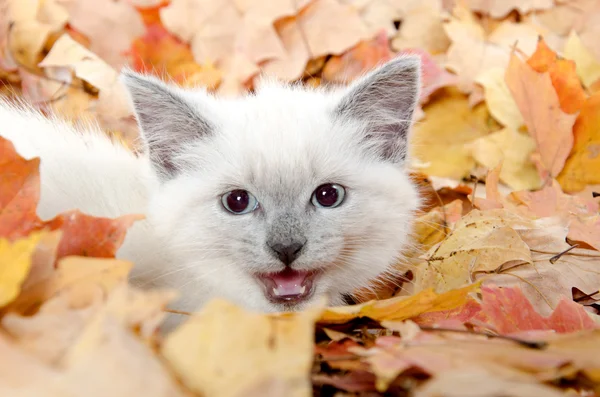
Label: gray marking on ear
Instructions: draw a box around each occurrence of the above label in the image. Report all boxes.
[120,70,214,179]
[335,55,421,163]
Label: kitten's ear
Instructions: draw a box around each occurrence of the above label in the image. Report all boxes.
[334,55,421,163]
[120,70,214,179]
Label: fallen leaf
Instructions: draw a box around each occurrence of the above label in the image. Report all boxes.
[481,285,597,334]
[505,50,578,177]
[443,7,539,94]
[557,92,600,192]
[58,0,145,68]
[414,368,569,397]
[419,209,533,293]
[471,127,541,191]
[0,137,42,240]
[130,23,222,89]
[47,210,142,259]
[322,30,392,83]
[391,1,450,55]
[0,232,43,308]
[319,282,480,325]
[162,298,323,397]
[568,214,600,251]
[411,88,500,179]
[527,38,587,115]
[10,256,133,315]
[564,31,600,90]
[466,0,553,18]
[475,67,523,130]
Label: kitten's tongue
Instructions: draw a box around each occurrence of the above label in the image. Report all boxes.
[258,268,315,303]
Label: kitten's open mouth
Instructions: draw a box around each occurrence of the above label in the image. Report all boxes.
[256,268,318,304]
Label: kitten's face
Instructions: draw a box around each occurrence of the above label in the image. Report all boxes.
[123,57,422,313]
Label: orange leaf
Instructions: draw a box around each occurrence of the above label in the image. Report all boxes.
[527,39,586,114]
[322,30,392,83]
[557,92,600,192]
[46,211,143,259]
[505,52,578,177]
[0,137,42,240]
[130,24,221,89]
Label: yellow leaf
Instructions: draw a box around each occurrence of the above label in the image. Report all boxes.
[162,298,323,397]
[471,127,542,191]
[0,232,43,308]
[564,31,600,91]
[419,209,533,293]
[319,282,481,325]
[475,67,524,130]
[411,88,500,179]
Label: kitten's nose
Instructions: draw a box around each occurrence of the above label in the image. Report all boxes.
[270,242,304,266]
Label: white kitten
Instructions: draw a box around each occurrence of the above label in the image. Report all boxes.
[0,56,422,323]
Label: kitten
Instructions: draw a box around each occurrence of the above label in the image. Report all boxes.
[0,56,422,322]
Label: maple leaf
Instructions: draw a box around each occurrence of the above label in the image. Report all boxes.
[443,6,539,94]
[0,232,43,308]
[505,48,578,178]
[0,137,42,240]
[564,31,600,90]
[418,209,533,293]
[390,0,450,56]
[410,88,500,179]
[47,210,142,259]
[130,23,222,89]
[471,128,541,191]
[480,285,597,334]
[319,283,480,325]
[557,92,600,192]
[58,0,145,68]
[161,298,323,397]
[322,30,392,83]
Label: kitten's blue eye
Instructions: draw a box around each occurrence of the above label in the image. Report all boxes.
[311,184,345,208]
[221,189,259,214]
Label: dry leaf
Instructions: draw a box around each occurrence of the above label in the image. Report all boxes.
[475,67,523,130]
[0,232,43,308]
[58,0,145,68]
[505,50,578,177]
[411,89,500,179]
[391,1,450,55]
[0,137,41,240]
[419,209,533,293]
[319,282,480,325]
[557,92,600,192]
[471,127,541,191]
[162,298,323,397]
[564,31,600,90]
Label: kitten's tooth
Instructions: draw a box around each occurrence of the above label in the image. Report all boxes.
[272,287,281,296]
[299,286,306,294]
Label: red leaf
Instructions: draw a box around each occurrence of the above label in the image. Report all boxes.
[481,285,597,334]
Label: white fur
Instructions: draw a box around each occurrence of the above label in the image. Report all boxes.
[0,59,422,327]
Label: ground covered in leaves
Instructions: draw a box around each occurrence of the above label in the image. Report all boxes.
[1,0,600,396]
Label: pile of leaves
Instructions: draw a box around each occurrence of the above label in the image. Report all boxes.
[1,0,600,396]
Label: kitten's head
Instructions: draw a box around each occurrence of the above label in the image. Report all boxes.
[121,56,422,313]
